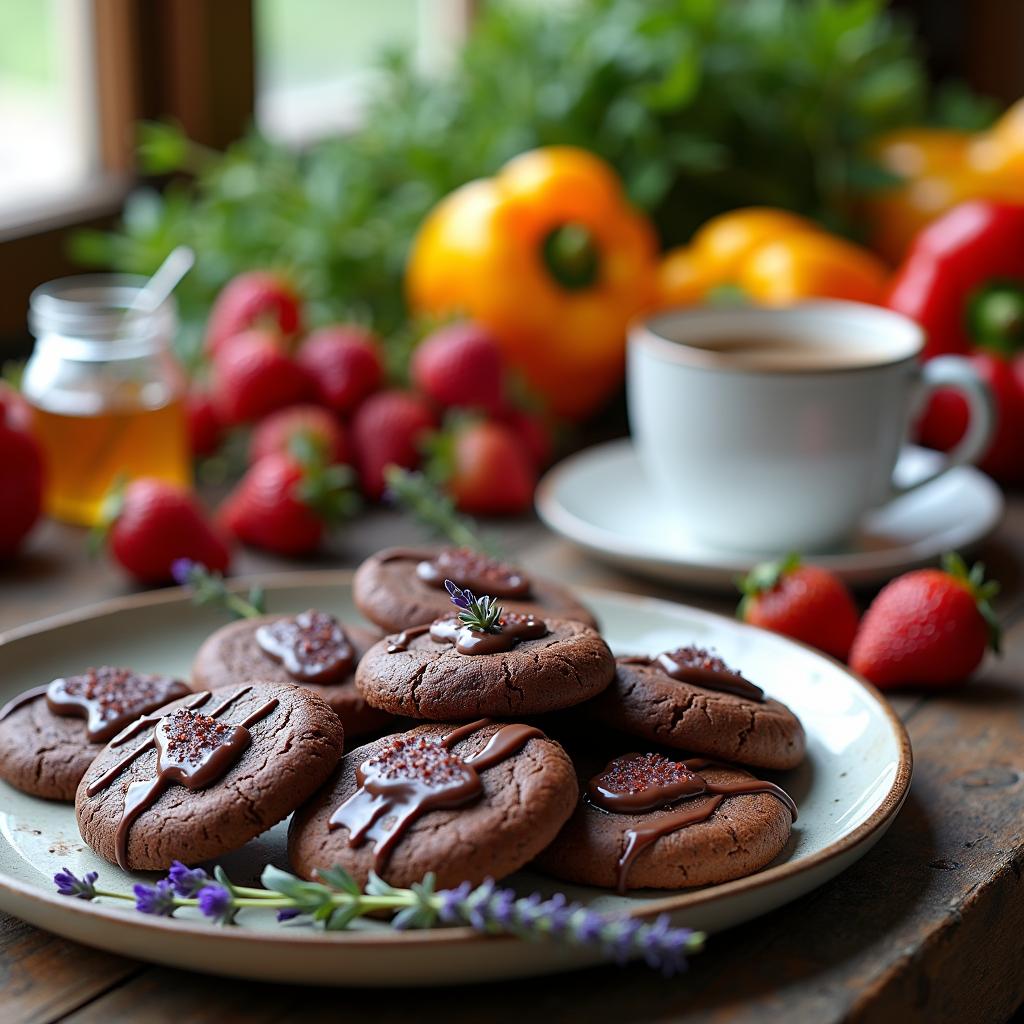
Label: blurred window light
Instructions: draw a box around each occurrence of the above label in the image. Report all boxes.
[0,0,98,224]
[256,0,443,144]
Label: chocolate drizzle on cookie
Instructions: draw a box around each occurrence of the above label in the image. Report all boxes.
[44,667,191,742]
[0,669,190,743]
[255,610,354,684]
[0,685,50,722]
[329,720,544,871]
[429,612,548,655]
[82,686,279,869]
[587,752,796,892]
[381,546,531,598]
[623,646,764,702]
[385,614,549,656]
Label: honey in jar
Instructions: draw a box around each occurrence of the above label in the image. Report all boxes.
[24,275,191,526]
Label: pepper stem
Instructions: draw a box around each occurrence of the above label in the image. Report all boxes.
[966,280,1024,357]
[542,222,600,291]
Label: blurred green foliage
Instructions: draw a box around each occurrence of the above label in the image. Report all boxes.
[72,0,992,346]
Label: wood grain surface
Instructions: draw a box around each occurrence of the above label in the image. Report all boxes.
[1,503,1022,1024]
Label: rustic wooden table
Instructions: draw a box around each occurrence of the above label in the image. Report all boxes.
[2,500,1023,1024]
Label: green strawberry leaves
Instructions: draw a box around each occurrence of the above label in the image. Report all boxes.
[736,552,802,620]
[289,429,360,526]
[941,551,1002,654]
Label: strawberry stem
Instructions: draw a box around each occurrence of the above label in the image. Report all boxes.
[941,551,1002,654]
[736,553,801,619]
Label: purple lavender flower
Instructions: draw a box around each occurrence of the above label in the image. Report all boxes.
[133,879,176,917]
[197,883,234,923]
[53,867,98,900]
[436,881,472,923]
[571,908,606,943]
[170,558,199,586]
[277,908,303,922]
[444,579,474,610]
[167,861,210,897]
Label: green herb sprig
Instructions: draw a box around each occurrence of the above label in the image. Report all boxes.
[383,466,501,557]
[171,559,265,620]
[445,579,503,633]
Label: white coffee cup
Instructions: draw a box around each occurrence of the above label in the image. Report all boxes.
[627,301,995,553]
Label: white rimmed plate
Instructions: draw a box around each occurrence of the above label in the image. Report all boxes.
[0,573,911,986]
[536,438,1003,591]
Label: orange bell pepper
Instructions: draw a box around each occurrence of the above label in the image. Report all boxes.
[656,207,888,309]
[406,147,657,420]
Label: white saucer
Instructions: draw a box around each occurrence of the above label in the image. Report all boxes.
[536,438,1004,591]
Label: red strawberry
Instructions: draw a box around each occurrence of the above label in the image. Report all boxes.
[0,394,44,559]
[249,404,348,466]
[220,451,357,556]
[411,322,505,412]
[211,329,311,425]
[849,553,999,689]
[205,271,302,357]
[431,419,536,517]
[494,405,553,469]
[738,555,859,661]
[296,326,384,415]
[351,390,436,500]
[103,478,230,584]
[184,389,224,458]
[0,381,33,434]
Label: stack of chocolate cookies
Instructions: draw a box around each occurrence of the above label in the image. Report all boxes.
[0,545,804,895]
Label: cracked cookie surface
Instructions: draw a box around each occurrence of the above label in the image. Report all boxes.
[591,658,805,770]
[191,616,391,738]
[355,619,615,719]
[536,760,792,890]
[353,547,598,632]
[288,721,578,887]
[75,682,344,870]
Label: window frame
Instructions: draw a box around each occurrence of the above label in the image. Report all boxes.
[0,0,255,343]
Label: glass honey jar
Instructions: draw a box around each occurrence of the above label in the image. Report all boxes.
[24,274,192,526]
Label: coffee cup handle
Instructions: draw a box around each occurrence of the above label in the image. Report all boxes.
[892,355,996,499]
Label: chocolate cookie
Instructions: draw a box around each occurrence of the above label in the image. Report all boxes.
[0,667,190,801]
[355,614,615,719]
[191,611,392,738]
[75,682,344,870]
[288,719,578,888]
[591,647,805,770]
[535,752,796,891]
[353,547,598,632]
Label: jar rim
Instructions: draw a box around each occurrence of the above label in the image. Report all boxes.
[29,273,177,357]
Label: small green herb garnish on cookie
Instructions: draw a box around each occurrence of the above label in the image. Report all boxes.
[445,579,503,633]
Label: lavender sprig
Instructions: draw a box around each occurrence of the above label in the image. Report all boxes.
[445,579,503,633]
[53,864,704,975]
[171,559,265,620]
[383,466,502,557]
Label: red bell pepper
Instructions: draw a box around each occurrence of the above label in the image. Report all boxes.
[887,200,1024,484]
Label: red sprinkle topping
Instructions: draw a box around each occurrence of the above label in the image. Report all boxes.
[417,548,529,596]
[361,735,470,789]
[56,668,177,725]
[596,753,700,795]
[160,708,233,765]
[663,646,734,675]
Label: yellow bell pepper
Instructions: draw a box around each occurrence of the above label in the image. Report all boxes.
[656,207,888,309]
[406,147,657,420]
[865,110,1024,263]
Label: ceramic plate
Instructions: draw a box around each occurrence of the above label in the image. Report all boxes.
[536,438,1003,591]
[0,573,910,986]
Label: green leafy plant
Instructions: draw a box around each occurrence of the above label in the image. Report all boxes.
[72,0,991,362]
